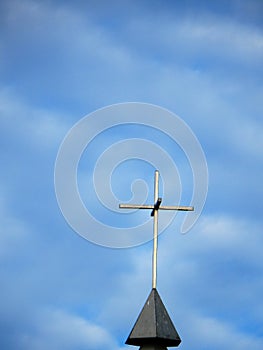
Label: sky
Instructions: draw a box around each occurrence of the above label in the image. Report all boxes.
[1,0,263,349]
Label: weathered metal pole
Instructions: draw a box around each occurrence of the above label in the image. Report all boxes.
[152,170,159,289]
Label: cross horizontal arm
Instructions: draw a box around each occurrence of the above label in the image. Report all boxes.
[119,204,154,209]
[159,205,194,211]
[119,204,194,211]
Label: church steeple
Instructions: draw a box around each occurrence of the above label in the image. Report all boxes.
[119,170,194,348]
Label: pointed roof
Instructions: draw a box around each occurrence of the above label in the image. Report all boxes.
[126,288,181,347]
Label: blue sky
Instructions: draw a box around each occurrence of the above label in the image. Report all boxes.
[1,0,263,349]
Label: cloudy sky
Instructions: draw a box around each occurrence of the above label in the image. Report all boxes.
[1,0,263,349]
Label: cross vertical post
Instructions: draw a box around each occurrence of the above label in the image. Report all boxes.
[119,170,194,290]
[152,170,159,289]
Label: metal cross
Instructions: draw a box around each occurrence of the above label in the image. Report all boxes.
[119,170,194,289]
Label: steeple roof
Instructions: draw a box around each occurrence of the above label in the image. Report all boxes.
[126,288,181,347]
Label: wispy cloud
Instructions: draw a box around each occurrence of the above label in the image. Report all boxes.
[17,308,125,350]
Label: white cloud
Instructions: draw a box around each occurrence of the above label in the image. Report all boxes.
[184,313,263,350]
[127,9,263,67]
[20,308,126,350]
[230,118,263,159]
[0,88,71,149]
[0,194,30,259]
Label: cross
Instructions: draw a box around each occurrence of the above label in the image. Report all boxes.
[119,170,194,289]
